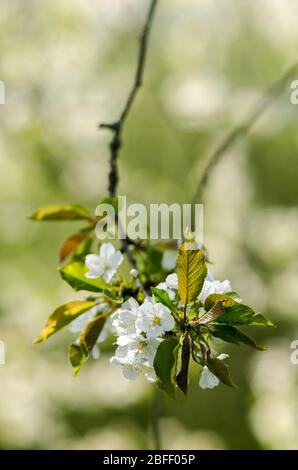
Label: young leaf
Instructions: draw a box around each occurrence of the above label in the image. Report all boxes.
[59,262,108,292]
[250,314,275,327]
[152,287,176,311]
[210,325,265,351]
[176,334,191,396]
[60,232,89,263]
[215,303,274,327]
[154,336,180,398]
[198,301,224,325]
[30,204,91,221]
[177,242,207,305]
[80,315,106,357]
[69,343,86,375]
[207,355,237,389]
[34,300,95,343]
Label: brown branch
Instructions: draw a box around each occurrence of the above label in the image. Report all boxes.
[192,61,298,203]
[100,0,158,198]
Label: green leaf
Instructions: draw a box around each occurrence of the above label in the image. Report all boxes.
[34,300,95,343]
[59,262,108,292]
[204,292,240,311]
[80,315,106,357]
[215,303,274,327]
[152,287,176,311]
[177,242,207,305]
[30,204,91,221]
[207,355,237,389]
[211,325,265,351]
[69,343,86,375]
[176,334,191,396]
[250,314,275,327]
[154,336,180,398]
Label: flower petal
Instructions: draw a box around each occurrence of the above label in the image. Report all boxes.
[199,366,220,389]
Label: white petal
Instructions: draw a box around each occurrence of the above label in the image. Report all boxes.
[85,254,101,269]
[156,282,167,291]
[92,345,101,360]
[160,311,175,331]
[167,289,176,301]
[103,268,116,283]
[122,365,140,381]
[99,242,115,259]
[69,309,95,333]
[199,366,220,389]
[165,273,178,289]
[109,250,123,270]
[146,324,164,339]
[126,297,139,314]
[117,335,133,346]
[85,270,103,279]
[219,280,232,293]
[135,316,150,334]
[217,353,229,361]
[110,355,122,365]
[145,369,157,383]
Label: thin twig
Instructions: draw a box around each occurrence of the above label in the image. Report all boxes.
[100,0,158,198]
[192,62,298,203]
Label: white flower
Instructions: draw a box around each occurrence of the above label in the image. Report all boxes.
[110,336,160,381]
[85,242,123,283]
[199,279,232,304]
[199,353,229,389]
[136,299,175,339]
[111,297,139,337]
[156,273,178,300]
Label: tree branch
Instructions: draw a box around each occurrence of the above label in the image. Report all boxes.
[192,61,298,203]
[100,0,159,198]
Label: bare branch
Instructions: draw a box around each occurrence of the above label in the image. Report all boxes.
[100,0,159,198]
[192,62,298,203]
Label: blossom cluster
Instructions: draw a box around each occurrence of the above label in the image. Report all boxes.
[79,243,234,389]
[110,297,175,382]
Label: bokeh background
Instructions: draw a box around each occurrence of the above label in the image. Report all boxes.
[1,0,298,450]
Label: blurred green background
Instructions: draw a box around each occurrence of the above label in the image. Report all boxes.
[0,0,298,450]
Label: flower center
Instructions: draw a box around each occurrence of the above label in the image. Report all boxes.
[152,316,161,326]
[102,261,110,271]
